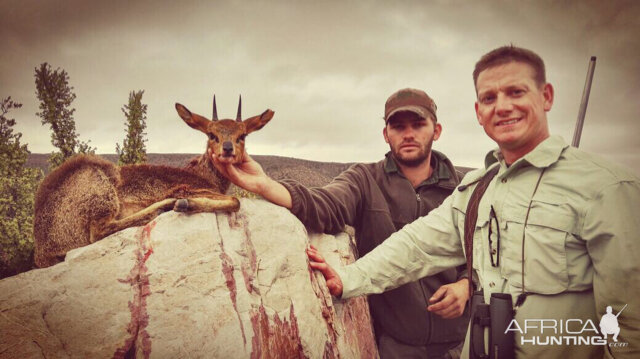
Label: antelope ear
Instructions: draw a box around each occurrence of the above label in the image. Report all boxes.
[244,109,274,134]
[176,103,210,133]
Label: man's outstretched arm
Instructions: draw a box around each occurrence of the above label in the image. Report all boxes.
[308,245,469,318]
[213,149,364,234]
[309,194,465,299]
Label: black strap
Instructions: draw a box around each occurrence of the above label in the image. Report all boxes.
[463,166,499,299]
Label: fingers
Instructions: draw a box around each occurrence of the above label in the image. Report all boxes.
[309,261,329,272]
[427,284,467,318]
[427,297,463,318]
[430,303,464,319]
[243,149,254,163]
[210,150,243,185]
[429,285,447,304]
[306,245,343,297]
[225,162,243,182]
[306,247,325,263]
[209,149,231,177]
[427,289,454,313]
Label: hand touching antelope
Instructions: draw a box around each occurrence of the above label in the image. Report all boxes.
[34,96,274,268]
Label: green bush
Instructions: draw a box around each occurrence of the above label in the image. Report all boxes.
[34,63,94,171]
[116,90,148,165]
[0,97,42,278]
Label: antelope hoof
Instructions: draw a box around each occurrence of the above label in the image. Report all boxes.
[174,199,190,212]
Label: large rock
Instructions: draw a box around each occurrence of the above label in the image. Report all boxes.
[0,199,377,358]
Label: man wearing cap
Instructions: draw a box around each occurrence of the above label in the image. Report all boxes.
[213,88,470,358]
[306,46,640,358]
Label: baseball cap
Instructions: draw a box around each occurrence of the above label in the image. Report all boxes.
[384,88,437,123]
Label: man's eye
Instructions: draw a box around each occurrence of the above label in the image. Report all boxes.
[236,134,246,143]
[481,96,495,104]
[208,133,219,142]
[510,89,525,96]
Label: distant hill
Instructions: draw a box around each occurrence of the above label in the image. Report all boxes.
[26,154,472,188]
[26,154,354,188]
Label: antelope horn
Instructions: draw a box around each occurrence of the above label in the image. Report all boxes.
[236,95,242,122]
[212,94,219,121]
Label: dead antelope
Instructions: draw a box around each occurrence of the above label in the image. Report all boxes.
[33,96,274,268]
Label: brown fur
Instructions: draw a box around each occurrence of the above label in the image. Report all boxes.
[33,102,274,268]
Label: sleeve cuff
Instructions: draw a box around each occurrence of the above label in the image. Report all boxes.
[335,265,368,299]
[456,269,469,281]
[278,179,304,216]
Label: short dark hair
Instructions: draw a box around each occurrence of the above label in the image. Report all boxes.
[473,45,546,88]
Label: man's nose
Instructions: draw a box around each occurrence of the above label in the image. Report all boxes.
[401,126,416,139]
[495,93,513,116]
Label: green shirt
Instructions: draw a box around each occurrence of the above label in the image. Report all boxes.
[336,135,640,358]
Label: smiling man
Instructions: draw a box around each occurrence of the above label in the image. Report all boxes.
[474,62,552,164]
[214,88,470,358]
[307,46,640,358]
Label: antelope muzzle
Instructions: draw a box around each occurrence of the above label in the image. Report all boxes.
[222,141,234,157]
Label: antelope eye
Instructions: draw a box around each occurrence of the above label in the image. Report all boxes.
[208,133,219,142]
[236,134,246,143]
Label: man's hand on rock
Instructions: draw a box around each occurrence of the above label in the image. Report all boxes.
[307,245,343,298]
[426,278,469,319]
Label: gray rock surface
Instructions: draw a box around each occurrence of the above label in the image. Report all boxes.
[0,198,378,358]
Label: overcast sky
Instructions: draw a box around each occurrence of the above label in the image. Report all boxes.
[1,0,639,174]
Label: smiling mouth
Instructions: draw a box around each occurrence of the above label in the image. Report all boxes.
[497,118,523,126]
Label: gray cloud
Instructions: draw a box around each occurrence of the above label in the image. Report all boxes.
[1,0,639,174]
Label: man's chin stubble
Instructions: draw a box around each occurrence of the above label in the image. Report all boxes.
[394,153,428,167]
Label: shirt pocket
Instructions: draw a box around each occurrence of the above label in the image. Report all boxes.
[501,195,576,294]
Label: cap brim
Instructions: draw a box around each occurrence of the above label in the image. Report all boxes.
[385,106,430,123]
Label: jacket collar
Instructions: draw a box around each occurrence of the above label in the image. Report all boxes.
[484,135,568,170]
[384,150,459,188]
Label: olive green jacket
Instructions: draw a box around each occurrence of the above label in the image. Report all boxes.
[280,150,469,346]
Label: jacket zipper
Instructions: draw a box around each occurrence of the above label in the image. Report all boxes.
[415,190,434,344]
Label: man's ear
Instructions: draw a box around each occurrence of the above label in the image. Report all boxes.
[244,109,274,134]
[542,83,554,112]
[433,122,442,141]
[383,127,390,144]
[176,103,210,133]
[474,102,483,126]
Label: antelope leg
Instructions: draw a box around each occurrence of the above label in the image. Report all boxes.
[94,198,178,240]
[173,196,240,213]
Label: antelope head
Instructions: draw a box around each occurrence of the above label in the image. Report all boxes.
[175,95,274,164]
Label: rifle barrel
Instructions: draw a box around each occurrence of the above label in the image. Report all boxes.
[616,304,628,318]
[572,56,597,148]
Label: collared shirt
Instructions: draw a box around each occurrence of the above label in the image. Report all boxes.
[336,136,640,358]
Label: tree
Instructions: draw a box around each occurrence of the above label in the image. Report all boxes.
[34,63,95,170]
[0,97,42,278]
[116,90,148,165]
